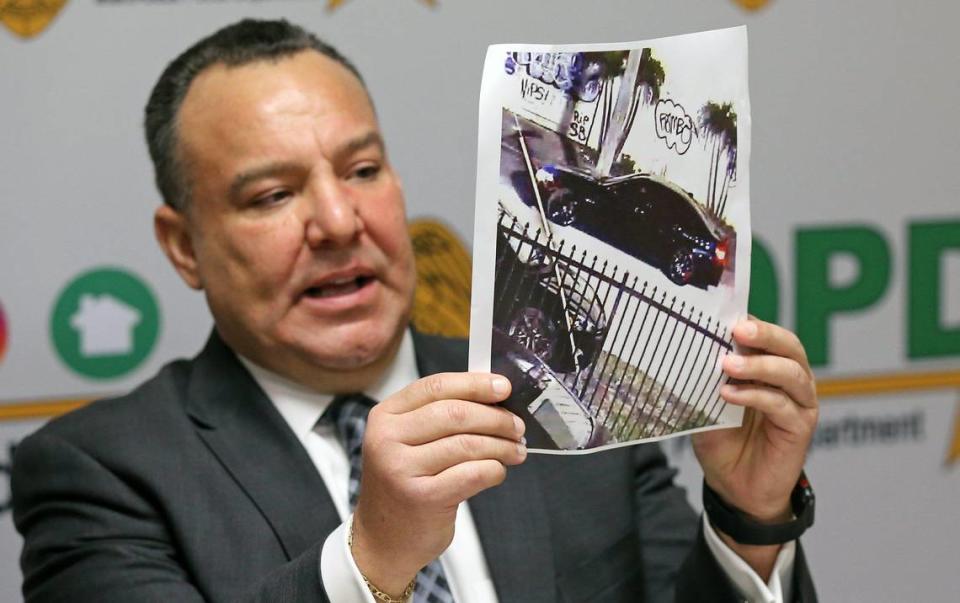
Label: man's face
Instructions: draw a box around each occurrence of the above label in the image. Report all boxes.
[159,51,416,391]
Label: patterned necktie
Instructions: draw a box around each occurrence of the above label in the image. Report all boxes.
[323,394,455,603]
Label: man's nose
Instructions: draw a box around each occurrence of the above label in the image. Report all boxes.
[303,178,363,248]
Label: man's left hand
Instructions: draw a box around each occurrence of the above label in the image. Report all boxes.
[692,317,818,532]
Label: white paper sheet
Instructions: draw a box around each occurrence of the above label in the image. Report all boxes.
[469,27,751,453]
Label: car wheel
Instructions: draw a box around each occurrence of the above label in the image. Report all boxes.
[508,307,557,363]
[547,188,578,226]
[667,249,695,285]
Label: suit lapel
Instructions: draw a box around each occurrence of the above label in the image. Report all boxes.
[414,332,557,603]
[469,466,556,603]
[184,332,341,560]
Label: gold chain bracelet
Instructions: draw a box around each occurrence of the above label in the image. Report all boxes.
[348,518,417,603]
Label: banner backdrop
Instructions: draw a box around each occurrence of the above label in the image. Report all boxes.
[2,1,958,601]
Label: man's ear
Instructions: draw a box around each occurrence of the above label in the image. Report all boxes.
[154,204,203,290]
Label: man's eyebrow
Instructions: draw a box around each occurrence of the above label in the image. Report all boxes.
[229,161,301,200]
[334,131,384,160]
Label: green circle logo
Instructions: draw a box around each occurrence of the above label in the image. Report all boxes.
[50,267,160,379]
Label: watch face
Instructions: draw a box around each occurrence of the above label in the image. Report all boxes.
[793,471,815,527]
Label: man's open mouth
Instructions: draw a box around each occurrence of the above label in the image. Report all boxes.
[303,276,375,299]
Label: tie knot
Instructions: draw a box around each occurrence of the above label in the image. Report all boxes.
[321,394,375,455]
[322,393,375,427]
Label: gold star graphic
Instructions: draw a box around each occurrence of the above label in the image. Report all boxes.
[947,396,960,466]
[731,0,771,11]
[327,0,436,10]
[408,219,471,339]
[0,0,69,39]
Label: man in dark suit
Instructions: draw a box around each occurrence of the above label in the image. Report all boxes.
[13,19,819,602]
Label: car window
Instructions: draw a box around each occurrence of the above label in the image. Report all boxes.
[649,180,699,224]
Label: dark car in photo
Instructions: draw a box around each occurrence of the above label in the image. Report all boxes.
[501,111,734,289]
[545,167,733,289]
[534,166,732,288]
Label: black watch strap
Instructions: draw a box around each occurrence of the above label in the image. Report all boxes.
[702,472,815,546]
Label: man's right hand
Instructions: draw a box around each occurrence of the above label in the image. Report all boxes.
[350,372,526,595]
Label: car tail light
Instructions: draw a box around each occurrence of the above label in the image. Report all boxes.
[713,238,729,267]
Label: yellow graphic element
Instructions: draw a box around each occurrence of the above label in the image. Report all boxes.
[0,397,89,421]
[947,397,960,466]
[732,0,771,11]
[0,0,68,39]
[327,0,435,10]
[815,369,960,467]
[816,369,960,398]
[409,219,472,339]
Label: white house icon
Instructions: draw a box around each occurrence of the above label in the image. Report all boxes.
[69,294,142,357]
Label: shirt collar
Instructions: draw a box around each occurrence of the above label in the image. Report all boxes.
[238,329,421,440]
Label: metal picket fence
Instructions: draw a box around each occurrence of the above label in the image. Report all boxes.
[495,211,734,443]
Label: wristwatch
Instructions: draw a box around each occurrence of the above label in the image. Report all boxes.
[702,472,815,546]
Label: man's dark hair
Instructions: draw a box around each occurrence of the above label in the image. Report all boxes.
[144,19,363,211]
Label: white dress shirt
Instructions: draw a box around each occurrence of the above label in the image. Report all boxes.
[240,330,795,602]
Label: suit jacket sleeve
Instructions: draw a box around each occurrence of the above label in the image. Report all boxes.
[629,444,817,603]
[13,430,331,603]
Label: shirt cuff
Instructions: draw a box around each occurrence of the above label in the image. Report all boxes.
[701,513,796,603]
[319,515,376,603]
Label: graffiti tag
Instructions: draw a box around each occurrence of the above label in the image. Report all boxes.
[519,77,554,104]
[655,99,695,155]
[506,52,603,103]
[567,110,591,143]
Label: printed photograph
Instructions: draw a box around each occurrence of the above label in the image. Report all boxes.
[471,30,751,452]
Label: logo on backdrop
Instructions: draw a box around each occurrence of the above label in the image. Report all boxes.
[50,267,160,380]
[0,0,68,39]
[0,299,7,364]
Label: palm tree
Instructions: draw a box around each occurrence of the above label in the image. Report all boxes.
[612,49,665,164]
[698,101,738,215]
[716,128,737,216]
